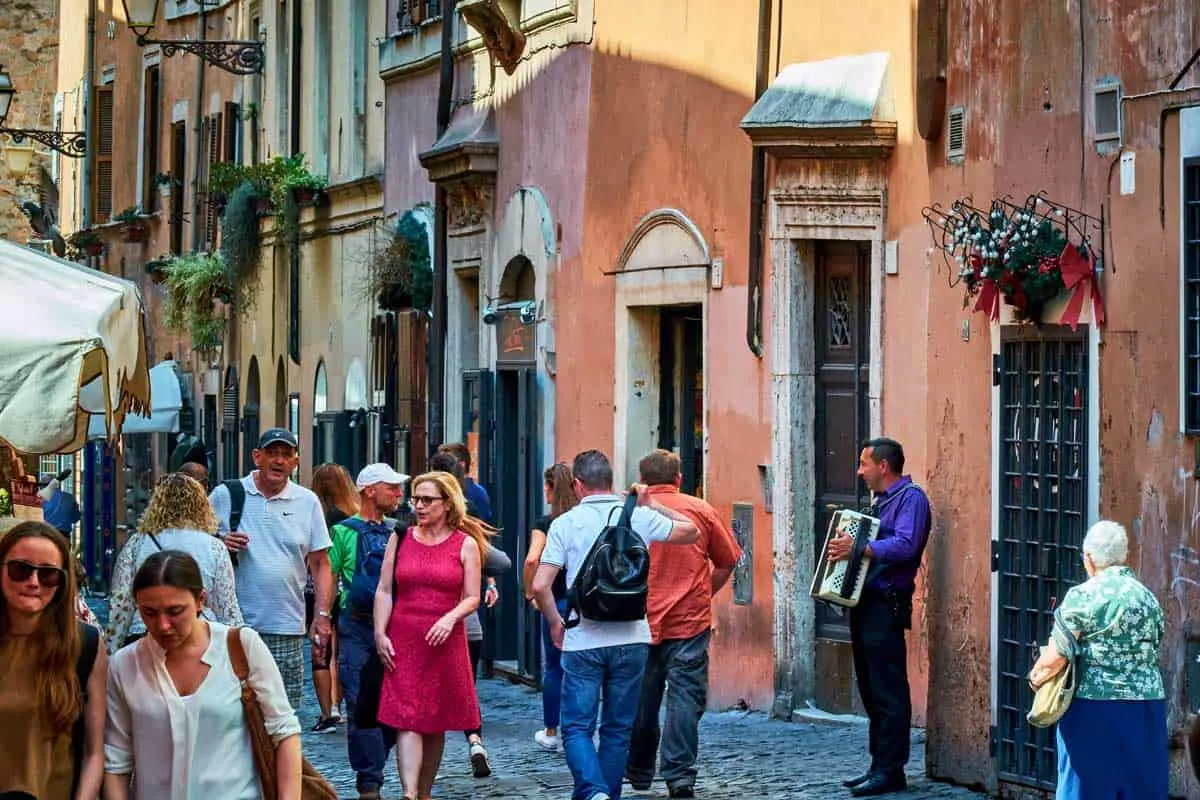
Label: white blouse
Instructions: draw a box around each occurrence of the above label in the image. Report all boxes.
[104,621,301,798]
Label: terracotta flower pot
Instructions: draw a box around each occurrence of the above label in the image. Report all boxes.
[292,187,322,207]
[254,197,275,218]
[121,224,146,243]
[83,242,104,257]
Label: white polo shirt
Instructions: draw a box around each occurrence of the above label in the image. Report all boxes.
[541,494,674,652]
[210,473,331,635]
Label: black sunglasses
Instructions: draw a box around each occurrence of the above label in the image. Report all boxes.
[412,495,447,506]
[5,560,66,587]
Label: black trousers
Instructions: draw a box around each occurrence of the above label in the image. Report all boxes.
[849,591,913,775]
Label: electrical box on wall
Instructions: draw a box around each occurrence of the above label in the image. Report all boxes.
[885,240,899,275]
[1120,151,1135,196]
[710,258,724,289]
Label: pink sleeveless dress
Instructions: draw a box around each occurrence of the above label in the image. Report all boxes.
[377,529,481,733]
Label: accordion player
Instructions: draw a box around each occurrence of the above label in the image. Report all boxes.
[810,508,881,608]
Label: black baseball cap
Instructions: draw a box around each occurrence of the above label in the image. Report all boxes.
[257,428,299,450]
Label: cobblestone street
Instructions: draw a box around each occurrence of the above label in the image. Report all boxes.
[299,664,990,800]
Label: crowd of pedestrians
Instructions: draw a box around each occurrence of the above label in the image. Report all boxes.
[0,425,1180,800]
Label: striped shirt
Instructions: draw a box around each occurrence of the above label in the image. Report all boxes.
[210,474,331,635]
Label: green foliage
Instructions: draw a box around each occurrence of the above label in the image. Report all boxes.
[266,153,328,209]
[115,206,143,224]
[161,251,233,353]
[68,229,100,248]
[220,181,262,281]
[364,214,433,311]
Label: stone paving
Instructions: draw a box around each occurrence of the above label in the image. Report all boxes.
[298,665,990,800]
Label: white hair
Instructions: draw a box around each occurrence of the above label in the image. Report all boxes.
[1082,520,1129,569]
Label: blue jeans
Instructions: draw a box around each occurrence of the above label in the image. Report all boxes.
[627,629,711,789]
[541,599,568,729]
[561,643,650,800]
[338,613,397,791]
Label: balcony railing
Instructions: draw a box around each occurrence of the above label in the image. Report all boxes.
[397,0,442,29]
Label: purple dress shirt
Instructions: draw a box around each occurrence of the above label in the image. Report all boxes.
[866,476,932,595]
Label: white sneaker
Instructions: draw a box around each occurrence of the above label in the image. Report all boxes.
[534,728,562,751]
[469,741,492,778]
[591,794,611,800]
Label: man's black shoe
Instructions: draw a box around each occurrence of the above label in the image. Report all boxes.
[627,777,652,791]
[668,783,695,798]
[849,772,906,797]
[842,771,874,789]
[55,468,72,483]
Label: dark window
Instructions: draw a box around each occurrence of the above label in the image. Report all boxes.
[398,0,441,28]
[224,103,241,162]
[93,87,114,221]
[169,121,186,254]
[142,66,162,211]
[1185,158,1200,433]
[202,113,223,249]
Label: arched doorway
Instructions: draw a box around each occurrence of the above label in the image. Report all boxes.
[243,357,261,470]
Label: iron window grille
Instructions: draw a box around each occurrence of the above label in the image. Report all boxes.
[398,0,442,29]
[1185,158,1200,434]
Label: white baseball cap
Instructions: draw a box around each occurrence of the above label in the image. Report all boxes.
[355,463,410,489]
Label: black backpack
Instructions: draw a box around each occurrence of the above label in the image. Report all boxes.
[222,479,246,566]
[71,621,99,794]
[564,493,649,628]
[342,517,392,614]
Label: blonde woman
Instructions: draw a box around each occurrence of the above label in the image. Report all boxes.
[105,473,242,651]
[374,471,494,800]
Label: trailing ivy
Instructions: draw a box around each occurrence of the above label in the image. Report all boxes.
[161,251,234,355]
[220,181,262,283]
[363,215,433,311]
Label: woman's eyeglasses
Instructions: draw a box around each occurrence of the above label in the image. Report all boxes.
[4,559,66,587]
[412,495,446,507]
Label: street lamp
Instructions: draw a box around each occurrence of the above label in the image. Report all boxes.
[120,0,266,76]
[0,66,87,158]
[3,141,36,176]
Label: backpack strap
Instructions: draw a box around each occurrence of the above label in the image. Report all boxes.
[619,492,639,526]
[71,621,99,793]
[223,479,247,532]
[146,531,163,551]
[227,626,250,681]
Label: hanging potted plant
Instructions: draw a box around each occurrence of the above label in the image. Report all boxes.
[145,255,171,284]
[161,251,237,355]
[68,229,104,257]
[152,173,176,204]
[115,206,148,243]
[362,216,433,311]
[281,155,328,207]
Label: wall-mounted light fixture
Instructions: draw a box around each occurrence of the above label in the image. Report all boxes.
[120,0,265,76]
[0,66,87,158]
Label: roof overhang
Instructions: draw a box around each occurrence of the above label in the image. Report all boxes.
[741,52,898,159]
[419,105,499,185]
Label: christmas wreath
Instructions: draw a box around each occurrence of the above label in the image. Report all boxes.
[924,194,1105,328]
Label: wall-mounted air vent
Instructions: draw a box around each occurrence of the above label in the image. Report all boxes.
[947,106,966,160]
[1094,81,1121,144]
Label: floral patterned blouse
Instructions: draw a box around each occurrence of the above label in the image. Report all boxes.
[105,528,243,652]
[1054,565,1164,701]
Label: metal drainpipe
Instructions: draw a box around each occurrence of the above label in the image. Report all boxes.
[190,5,207,253]
[81,0,96,228]
[745,0,772,359]
[428,0,457,454]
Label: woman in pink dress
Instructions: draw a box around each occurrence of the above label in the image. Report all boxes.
[373,470,493,800]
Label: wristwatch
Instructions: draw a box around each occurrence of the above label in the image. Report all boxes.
[316,610,332,619]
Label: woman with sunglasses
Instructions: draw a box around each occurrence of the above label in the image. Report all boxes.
[374,471,494,800]
[105,473,242,651]
[0,521,106,799]
[104,550,302,798]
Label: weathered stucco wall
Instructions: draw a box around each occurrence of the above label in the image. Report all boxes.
[0,0,59,244]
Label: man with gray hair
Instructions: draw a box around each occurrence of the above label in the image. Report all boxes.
[533,449,700,800]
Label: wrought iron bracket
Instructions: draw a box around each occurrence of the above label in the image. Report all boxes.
[1,128,87,158]
[137,34,265,75]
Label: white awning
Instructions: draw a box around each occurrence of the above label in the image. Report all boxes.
[86,360,182,438]
[0,239,151,454]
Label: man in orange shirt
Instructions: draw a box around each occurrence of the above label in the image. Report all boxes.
[625,450,743,799]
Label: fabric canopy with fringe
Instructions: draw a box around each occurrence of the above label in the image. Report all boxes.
[0,238,151,454]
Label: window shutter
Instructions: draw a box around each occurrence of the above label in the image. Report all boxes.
[94,88,114,221]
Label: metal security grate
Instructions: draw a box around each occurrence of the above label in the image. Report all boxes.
[1184,159,1200,434]
[947,106,966,159]
[995,333,1088,791]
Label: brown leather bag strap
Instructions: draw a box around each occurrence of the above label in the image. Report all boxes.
[226,625,250,681]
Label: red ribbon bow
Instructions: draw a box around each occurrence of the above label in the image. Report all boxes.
[1058,242,1105,331]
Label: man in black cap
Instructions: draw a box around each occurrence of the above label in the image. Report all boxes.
[209,427,334,710]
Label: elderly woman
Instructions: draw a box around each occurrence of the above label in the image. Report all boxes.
[105,472,242,651]
[1030,520,1166,800]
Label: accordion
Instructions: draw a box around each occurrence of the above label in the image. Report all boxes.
[810,509,881,608]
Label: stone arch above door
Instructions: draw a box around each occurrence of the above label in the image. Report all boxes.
[617,208,710,273]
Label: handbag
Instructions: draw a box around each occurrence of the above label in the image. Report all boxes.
[227,627,337,799]
[1027,608,1081,728]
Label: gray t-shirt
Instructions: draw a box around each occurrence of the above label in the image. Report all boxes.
[210,474,331,635]
[541,494,674,652]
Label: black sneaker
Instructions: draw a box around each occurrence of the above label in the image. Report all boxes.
[668,784,696,798]
[311,716,338,734]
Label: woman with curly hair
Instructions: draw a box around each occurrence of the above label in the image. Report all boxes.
[0,521,106,798]
[105,472,242,651]
[307,463,361,731]
[374,470,495,800]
